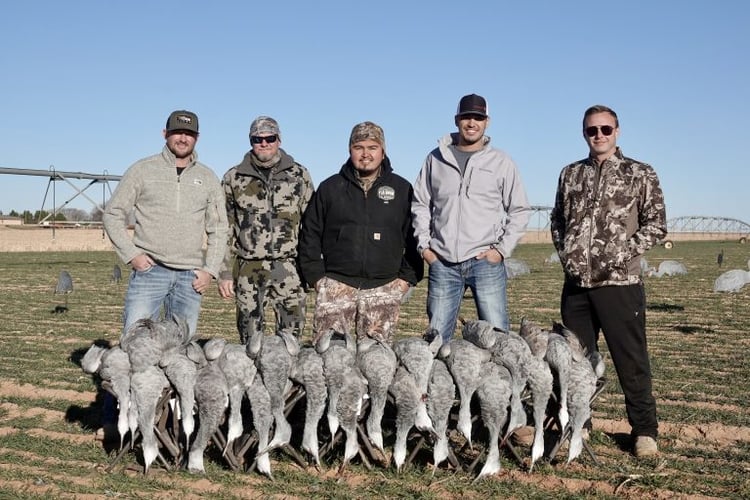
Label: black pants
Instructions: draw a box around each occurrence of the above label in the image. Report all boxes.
[560,282,658,438]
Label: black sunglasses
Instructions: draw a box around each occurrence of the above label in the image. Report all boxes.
[585,125,615,137]
[459,113,487,122]
[251,135,278,144]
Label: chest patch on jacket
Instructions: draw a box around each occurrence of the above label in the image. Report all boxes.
[377,185,395,202]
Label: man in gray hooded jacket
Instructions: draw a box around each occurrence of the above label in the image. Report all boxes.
[412,94,531,342]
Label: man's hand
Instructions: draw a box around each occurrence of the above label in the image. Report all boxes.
[218,279,235,299]
[422,248,438,265]
[192,269,212,294]
[477,247,504,263]
[129,253,155,272]
[395,278,410,294]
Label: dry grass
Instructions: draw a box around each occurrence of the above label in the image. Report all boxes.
[0,240,748,499]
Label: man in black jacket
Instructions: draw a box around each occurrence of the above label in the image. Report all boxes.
[299,121,422,343]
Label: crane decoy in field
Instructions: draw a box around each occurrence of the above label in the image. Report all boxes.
[714,269,750,292]
[53,270,73,313]
[647,260,687,277]
[112,264,122,283]
[504,258,531,278]
[717,249,724,268]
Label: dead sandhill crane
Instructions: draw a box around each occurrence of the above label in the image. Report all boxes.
[119,318,175,474]
[316,329,368,472]
[461,320,527,443]
[187,338,230,474]
[392,334,442,435]
[426,358,455,470]
[388,334,442,472]
[473,361,512,481]
[255,330,299,455]
[289,347,327,466]
[216,342,258,451]
[81,343,132,450]
[356,336,397,455]
[551,322,599,464]
[437,338,491,448]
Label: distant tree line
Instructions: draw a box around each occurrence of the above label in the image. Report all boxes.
[1,206,105,223]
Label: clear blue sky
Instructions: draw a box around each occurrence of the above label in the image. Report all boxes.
[2,1,748,225]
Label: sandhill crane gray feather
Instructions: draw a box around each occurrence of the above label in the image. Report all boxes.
[356,337,397,453]
[463,320,529,441]
[217,342,258,450]
[129,365,170,474]
[257,331,299,454]
[245,374,274,477]
[392,334,442,434]
[317,329,367,470]
[552,322,599,463]
[388,365,420,472]
[474,361,512,481]
[316,329,352,437]
[82,343,132,449]
[289,347,327,466]
[426,358,455,468]
[437,338,491,448]
[187,347,229,474]
[518,318,559,467]
[159,345,198,449]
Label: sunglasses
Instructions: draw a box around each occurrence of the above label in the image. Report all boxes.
[251,135,278,144]
[459,113,487,122]
[585,125,615,137]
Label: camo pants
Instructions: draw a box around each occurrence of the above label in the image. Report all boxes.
[234,258,306,344]
[312,276,404,344]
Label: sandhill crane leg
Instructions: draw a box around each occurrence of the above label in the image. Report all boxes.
[546,377,606,464]
[211,430,241,471]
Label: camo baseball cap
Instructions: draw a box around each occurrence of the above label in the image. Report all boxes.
[165,110,199,134]
[349,121,385,149]
[250,116,281,137]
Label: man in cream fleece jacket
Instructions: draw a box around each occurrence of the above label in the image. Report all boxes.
[104,110,228,338]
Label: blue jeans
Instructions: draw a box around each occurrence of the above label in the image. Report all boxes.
[427,257,509,343]
[122,263,203,338]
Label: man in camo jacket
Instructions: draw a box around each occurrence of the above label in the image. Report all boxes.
[218,116,314,343]
[550,104,667,458]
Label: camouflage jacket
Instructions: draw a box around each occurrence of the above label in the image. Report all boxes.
[550,148,667,288]
[219,148,314,280]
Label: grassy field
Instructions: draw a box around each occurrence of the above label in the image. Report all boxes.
[0,241,748,499]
